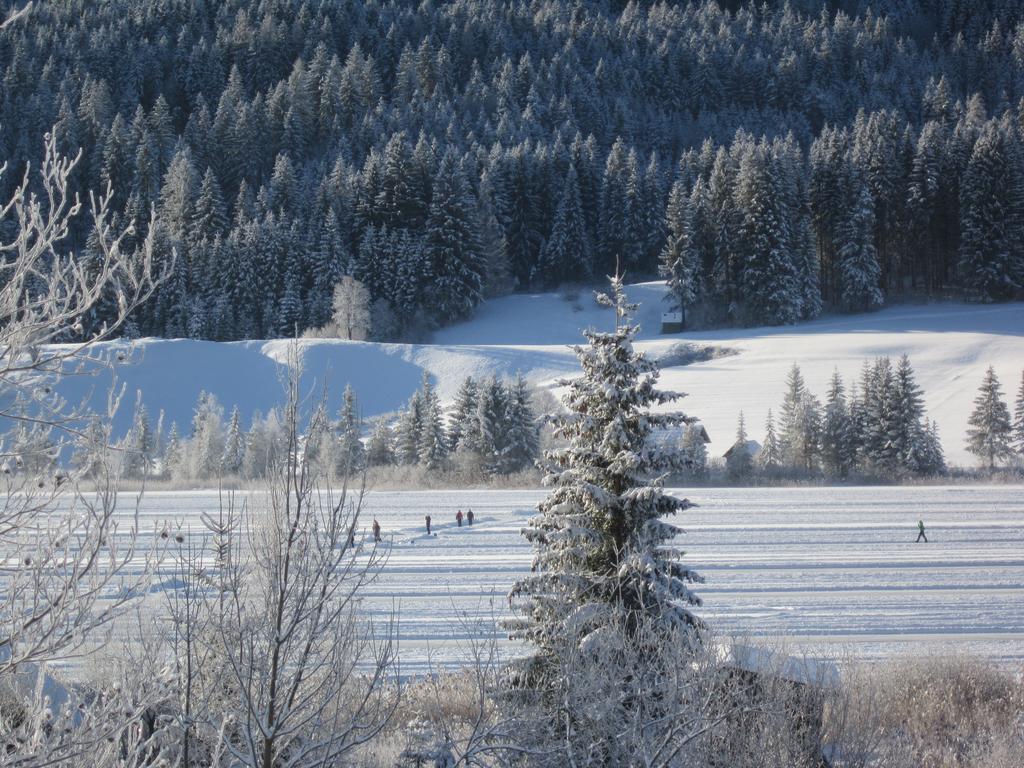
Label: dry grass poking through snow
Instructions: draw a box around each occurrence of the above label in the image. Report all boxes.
[355,655,1024,767]
[830,656,1024,768]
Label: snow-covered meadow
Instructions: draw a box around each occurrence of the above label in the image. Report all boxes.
[129,484,1024,675]
[55,283,1024,467]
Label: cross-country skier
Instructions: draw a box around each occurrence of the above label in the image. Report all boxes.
[373,519,381,542]
[456,510,464,527]
[467,509,474,526]
[916,520,928,543]
[425,515,432,535]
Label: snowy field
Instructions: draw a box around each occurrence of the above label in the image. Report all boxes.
[124,485,1024,675]
[55,284,1024,467]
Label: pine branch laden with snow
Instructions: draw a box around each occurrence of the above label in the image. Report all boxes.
[504,274,703,705]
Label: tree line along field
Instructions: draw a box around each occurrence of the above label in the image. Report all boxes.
[106,484,1024,677]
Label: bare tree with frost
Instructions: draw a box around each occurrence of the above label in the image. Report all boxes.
[134,347,399,767]
[0,131,164,762]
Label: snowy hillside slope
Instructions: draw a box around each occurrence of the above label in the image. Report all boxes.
[58,283,1024,466]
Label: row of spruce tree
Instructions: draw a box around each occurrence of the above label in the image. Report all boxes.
[66,362,1024,484]
[2,1,1024,342]
[712,362,1024,481]
[374,372,540,475]
[729,358,948,480]
[71,373,540,482]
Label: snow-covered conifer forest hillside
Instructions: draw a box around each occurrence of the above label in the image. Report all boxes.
[2,0,1024,343]
[60,281,1024,467]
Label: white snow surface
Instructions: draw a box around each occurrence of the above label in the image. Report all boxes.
[57,282,1023,465]
[105,485,1024,676]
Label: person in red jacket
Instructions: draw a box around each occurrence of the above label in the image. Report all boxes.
[456,509,464,527]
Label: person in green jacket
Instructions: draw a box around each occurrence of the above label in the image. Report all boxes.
[916,520,928,543]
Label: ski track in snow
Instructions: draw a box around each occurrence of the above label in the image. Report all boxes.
[101,485,1024,676]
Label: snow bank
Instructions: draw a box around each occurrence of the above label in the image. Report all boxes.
[55,283,1024,465]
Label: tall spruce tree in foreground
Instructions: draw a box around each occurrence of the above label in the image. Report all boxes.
[505,275,702,715]
[966,366,1014,470]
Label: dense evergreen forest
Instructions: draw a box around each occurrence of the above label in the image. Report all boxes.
[2,0,1023,339]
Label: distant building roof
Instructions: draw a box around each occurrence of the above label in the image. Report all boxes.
[723,438,761,460]
[647,422,711,449]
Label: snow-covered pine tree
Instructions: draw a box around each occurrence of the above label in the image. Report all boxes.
[242,410,285,479]
[309,208,350,328]
[966,366,1014,470]
[735,144,801,325]
[417,377,447,470]
[959,124,1022,301]
[395,386,424,466]
[74,416,108,479]
[125,403,154,479]
[277,247,305,337]
[1013,370,1024,456]
[337,383,364,473]
[848,363,873,469]
[891,354,927,474]
[820,370,853,479]
[502,373,539,474]
[836,177,883,312]
[659,178,699,313]
[681,423,709,480]
[917,419,947,476]
[531,165,591,288]
[222,405,245,475]
[505,275,702,712]
[726,411,753,480]
[164,422,182,479]
[423,151,485,321]
[190,167,229,246]
[862,357,898,472]
[470,376,508,475]
[375,131,419,229]
[476,170,515,298]
[780,364,818,470]
[188,391,225,479]
[797,390,823,473]
[759,409,781,471]
[366,418,394,467]
[303,399,338,477]
[597,139,633,274]
[446,376,479,453]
